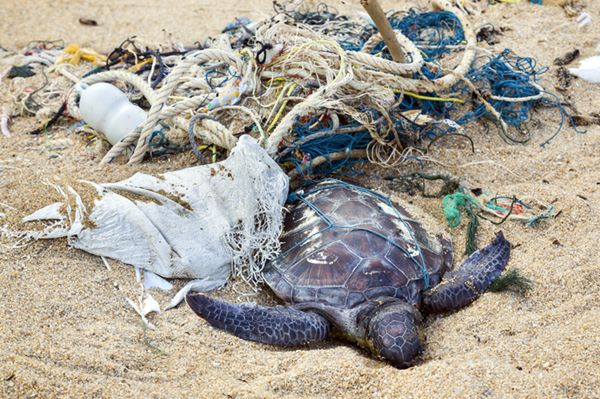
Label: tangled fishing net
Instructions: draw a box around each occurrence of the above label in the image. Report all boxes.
[2,0,577,172]
[1,0,567,287]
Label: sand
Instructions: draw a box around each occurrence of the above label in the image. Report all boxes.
[0,1,599,398]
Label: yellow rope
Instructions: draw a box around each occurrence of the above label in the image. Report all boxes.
[267,83,297,132]
[57,44,107,65]
[129,58,154,73]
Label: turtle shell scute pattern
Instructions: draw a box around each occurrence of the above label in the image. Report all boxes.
[264,181,451,309]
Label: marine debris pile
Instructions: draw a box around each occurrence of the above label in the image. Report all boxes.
[1,0,578,174]
[0,0,562,313]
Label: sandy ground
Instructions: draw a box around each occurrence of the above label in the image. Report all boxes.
[1,1,599,398]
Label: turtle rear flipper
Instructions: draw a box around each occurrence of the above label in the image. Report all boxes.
[186,294,330,346]
[422,232,510,313]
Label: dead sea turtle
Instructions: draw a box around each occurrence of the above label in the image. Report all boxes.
[187,180,510,368]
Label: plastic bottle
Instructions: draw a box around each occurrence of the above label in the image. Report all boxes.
[78,82,147,145]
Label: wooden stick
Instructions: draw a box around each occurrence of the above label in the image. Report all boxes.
[360,0,406,63]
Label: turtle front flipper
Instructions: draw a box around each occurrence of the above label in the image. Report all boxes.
[186,294,330,346]
[422,231,510,313]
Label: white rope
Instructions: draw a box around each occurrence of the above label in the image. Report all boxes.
[55,0,513,166]
[62,49,243,164]
[352,29,424,75]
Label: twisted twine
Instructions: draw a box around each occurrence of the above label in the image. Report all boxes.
[64,0,514,165]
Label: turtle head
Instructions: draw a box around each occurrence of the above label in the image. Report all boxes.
[363,301,423,368]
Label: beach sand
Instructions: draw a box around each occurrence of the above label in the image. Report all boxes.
[0,1,598,398]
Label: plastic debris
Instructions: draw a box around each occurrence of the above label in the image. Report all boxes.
[527,0,573,5]
[576,12,591,28]
[206,79,253,110]
[78,82,149,145]
[126,288,161,329]
[143,271,173,291]
[6,65,35,79]
[0,0,578,171]
[569,56,600,83]
[20,135,289,307]
[1,107,11,137]
[57,43,107,65]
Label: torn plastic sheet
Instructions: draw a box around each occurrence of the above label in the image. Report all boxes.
[21,135,289,308]
[124,266,169,329]
[126,287,161,329]
[143,270,173,291]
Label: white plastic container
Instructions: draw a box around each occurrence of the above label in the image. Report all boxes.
[78,82,147,145]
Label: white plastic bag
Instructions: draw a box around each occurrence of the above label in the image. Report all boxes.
[22,135,289,306]
[569,55,600,84]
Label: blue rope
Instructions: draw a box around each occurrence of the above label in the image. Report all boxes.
[459,49,545,128]
[272,10,578,174]
[538,92,587,147]
[204,67,239,90]
[526,206,553,226]
[487,195,533,210]
[389,10,465,60]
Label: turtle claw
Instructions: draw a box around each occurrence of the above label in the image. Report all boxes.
[186,293,330,346]
[422,231,510,313]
